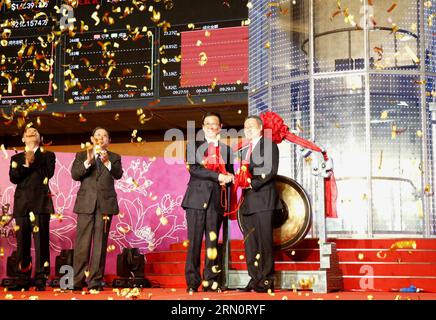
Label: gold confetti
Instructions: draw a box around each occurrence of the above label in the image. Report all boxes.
[380,111,389,119]
[43,177,49,185]
[188,23,195,29]
[211,265,221,273]
[1,144,7,159]
[211,282,218,290]
[390,240,416,251]
[255,253,261,260]
[239,254,245,260]
[209,231,217,241]
[202,280,209,287]
[14,225,20,232]
[264,41,270,49]
[198,52,208,66]
[254,261,258,267]
[96,101,107,107]
[11,161,17,168]
[376,250,387,259]
[207,247,218,260]
[43,261,49,267]
[387,2,397,13]
[358,253,364,260]
[211,78,217,89]
[160,216,168,225]
[118,225,130,234]
[33,226,39,233]
[29,212,35,222]
[91,11,100,26]
[182,240,190,248]
[155,207,162,216]
[52,112,66,118]
[367,295,374,300]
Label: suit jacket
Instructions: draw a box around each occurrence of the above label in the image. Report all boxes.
[182,140,234,211]
[240,137,282,215]
[9,148,56,217]
[71,150,123,215]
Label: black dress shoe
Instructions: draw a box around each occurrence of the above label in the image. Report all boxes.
[237,285,254,292]
[186,287,198,293]
[254,283,274,293]
[203,286,221,292]
[7,285,30,291]
[88,285,103,292]
[35,285,46,291]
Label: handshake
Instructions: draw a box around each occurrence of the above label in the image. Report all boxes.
[218,173,234,186]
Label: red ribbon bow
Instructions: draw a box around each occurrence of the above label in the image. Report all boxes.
[260,111,338,218]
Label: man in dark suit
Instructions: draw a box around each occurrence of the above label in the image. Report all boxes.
[71,127,123,291]
[182,112,234,293]
[238,115,282,293]
[9,126,56,291]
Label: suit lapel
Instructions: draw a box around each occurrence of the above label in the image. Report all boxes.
[250,137,263,168]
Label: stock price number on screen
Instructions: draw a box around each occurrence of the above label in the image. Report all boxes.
[196,88,213,94]
[219,86,237,92]
[118,93,136,99]
[11,19,49,28]
[10,0,49,11]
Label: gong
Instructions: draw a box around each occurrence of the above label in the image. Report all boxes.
[237,175,312,250]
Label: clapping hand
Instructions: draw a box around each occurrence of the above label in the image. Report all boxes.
[24,150,35,166]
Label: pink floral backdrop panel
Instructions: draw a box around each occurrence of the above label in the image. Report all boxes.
[0,151,190,277]
[0,150,243,278]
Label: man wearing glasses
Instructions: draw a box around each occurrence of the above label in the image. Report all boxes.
[182,112,234,293]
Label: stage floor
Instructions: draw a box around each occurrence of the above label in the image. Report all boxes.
[1,287,436,300]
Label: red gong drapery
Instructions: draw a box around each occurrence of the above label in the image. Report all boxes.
[225,111,338,219]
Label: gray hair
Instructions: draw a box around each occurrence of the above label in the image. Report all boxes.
[244,115,263,127]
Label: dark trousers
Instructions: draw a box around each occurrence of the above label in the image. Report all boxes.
[184,207,223,289]
[73,209,112,288]
[241,210,274,289]
[15,212,50,284]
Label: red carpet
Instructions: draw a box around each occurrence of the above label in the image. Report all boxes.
[1,287,436,300]
[145,239,436,292]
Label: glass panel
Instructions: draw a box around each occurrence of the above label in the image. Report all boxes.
[271,80,311,180]
[248,0,270,92]
[370,74,424,233]
[314,75,369,235]
[426,75,436,235]
[313,0,364,73]
[424,0,436,73]
[368,1,420,70]
[271,0,309,79]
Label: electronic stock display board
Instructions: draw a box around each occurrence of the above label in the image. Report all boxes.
[0,0,249,111]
